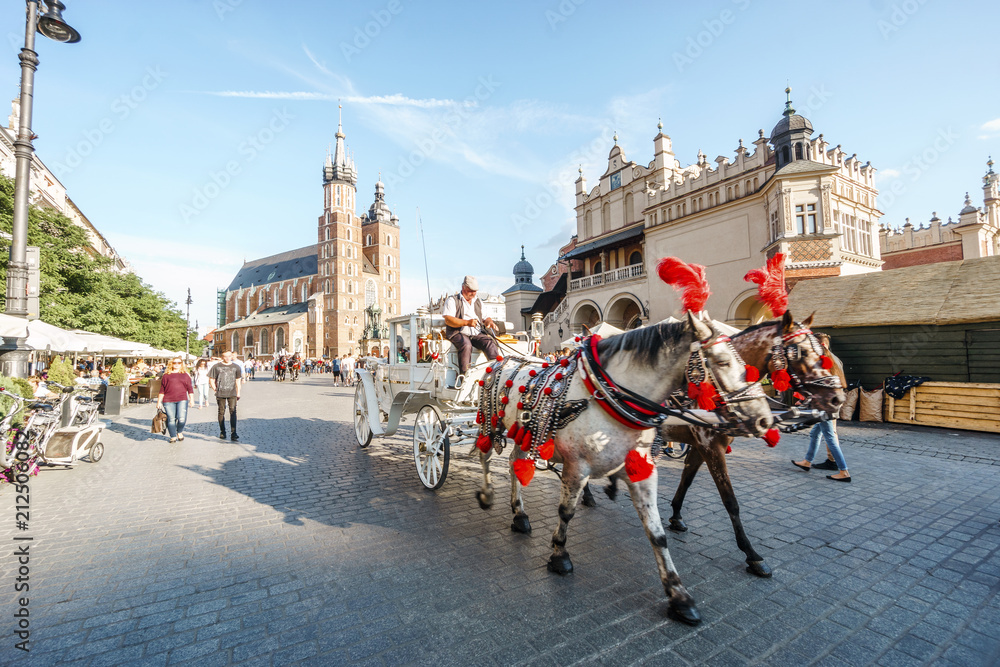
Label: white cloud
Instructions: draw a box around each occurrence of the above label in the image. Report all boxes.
[981,118,1000,132]
[878,168,901,179]
[199,90,468,108]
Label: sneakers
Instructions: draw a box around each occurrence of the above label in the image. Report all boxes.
[813,460,838,471]
[230,433,239,442]
[219,432,227,440]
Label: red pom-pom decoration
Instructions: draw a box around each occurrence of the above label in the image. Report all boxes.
[543,387,552,395]
[763,428,781,447]
[512,459,535,486]
[491,414,498,428]
[507,422,520,439]
[500,396,509,404]
[498,410,505,417]
[485,367,492,374]
[624,450,655,482]
[539,439,555,460]
[726,444,732,454]
[657,257,712,313]
[575,336,581,342]
[821,355,834,370]
[687,382,700,399]
[516,401,523,409]
[476,434,492,453]
[505,380,513,388]
[745,365,760,382]
[542,363,549,369]
[475,412,482,424]
[529,370,537,377]
[478,380,484,387]
[519,430,532,451]
[560,358,569,367]
[496,355,503,362]
[772,369,791,392]
[518,385,526,393]
[555,373,563,381]
[688,382,718,410]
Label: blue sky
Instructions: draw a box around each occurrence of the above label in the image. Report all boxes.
[4,0,999,333]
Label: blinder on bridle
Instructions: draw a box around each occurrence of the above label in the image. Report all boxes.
[686,334,766,425]
[771,328,842,391]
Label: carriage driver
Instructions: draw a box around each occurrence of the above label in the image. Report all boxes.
[443,275,499,376]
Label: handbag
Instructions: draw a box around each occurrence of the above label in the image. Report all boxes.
[151,408,167,434]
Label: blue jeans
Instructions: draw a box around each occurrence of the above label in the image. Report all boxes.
[806,420,848,470]
[195,384,209,406]
[163,400,188,439]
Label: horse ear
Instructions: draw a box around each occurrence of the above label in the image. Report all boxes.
[802,312,815,328]
[687,310,714,341]
[781,311,794,333]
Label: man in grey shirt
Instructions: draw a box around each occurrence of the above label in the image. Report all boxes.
[209,350,243,441]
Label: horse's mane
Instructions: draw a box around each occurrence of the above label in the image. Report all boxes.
[732,319,780,338]
[596,321,689,366]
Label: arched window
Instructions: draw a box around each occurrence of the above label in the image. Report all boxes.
[629,251,642,265]
[366,234,372,245]
[593,261,602,275]
[260,329,269,354]
[324,280,330,293]
[365,279,376,307]
[348,330,354,341]
[753,177,759,190]
[349,299,354,310]
[348,281,354,294]
[336,184,341,206]
[325,227,331,241]
[387,234,392,247]
[354,316,358,325]
[795,143,803,160]
[347,228,352,242]
[287,285,293,303]
[275,327,285,352]
[231,332,239,352]
[245,330,254,349]
[301,284,307,302]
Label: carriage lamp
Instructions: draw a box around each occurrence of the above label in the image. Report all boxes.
[558,325,564,338]
[530,313,544,341]
[415,307,431,337]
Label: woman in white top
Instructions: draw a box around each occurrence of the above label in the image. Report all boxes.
[193,359,211,408]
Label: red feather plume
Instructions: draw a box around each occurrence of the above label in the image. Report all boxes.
[657,257,711,313]
[743,253,788,316]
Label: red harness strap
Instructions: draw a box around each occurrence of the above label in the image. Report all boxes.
[580,335,658,431]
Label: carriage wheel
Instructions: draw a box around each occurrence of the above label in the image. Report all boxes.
[413,405,449,490]
[354,383,373,448]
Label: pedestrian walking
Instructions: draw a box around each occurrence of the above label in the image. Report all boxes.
[157,357,194,443]
[193,359,211,408]
[344,353,355,386]
[332,356,341,386]
[792,334,852,482]
[209,350,243,441]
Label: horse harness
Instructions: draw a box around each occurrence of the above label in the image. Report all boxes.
[768,327,842,392]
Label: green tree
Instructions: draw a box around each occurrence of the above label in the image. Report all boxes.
[0,172,205,355]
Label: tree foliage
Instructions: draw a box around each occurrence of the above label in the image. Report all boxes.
[0,173,204,354]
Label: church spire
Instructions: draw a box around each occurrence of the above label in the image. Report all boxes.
[325,100,357,186]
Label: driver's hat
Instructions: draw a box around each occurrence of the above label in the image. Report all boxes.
[462,275,479,291]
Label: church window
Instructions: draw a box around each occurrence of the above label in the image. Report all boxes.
[234,297,239,320]
[246,292,250,313]
[301,284,307,302]
[365,280,376,307]
[344,316,349,325]
[348,281,354,293]
[245,330,254,349]
[260,329,269,354]
[325,227,330,241]
[336,185,341,206]
[387,234,392,247]
[232,332,239,352]
[325,280,330,293]
[276,327,284,351]
[347,228,352,242]
[366,234,372,246]
[287,285,293,303]
[354,316,358,325]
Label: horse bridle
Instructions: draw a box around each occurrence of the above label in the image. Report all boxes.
[579,333,764,435]
[769,328,842,392]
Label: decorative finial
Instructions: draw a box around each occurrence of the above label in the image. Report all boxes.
[783,86,795,117]
[657,117,663,131]
[613,131,618,145]
[578,164,583,175]
[520,244,525,260]
[338,99,343,133]
[988,156,995,172]
[965,192,972,205]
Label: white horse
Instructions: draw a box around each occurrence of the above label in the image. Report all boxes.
[475,311,773,625]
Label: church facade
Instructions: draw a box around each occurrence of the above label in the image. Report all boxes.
[215,112,401,359]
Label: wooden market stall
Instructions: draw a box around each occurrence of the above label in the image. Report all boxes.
[787,256,1000,433]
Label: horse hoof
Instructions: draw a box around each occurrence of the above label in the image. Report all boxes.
[510,514,532,534]
[668,518,688,532]
[547,554,573,575]
[746,561,773,578]
[667,601,702,626]
[603,483,618,501]
[476,490,494,510]
[581,489,597,508]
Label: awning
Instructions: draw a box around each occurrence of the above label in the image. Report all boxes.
[560,224,644,261]
[527,272,568,315]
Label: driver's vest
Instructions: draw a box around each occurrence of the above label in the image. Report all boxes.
[444,293,483,337]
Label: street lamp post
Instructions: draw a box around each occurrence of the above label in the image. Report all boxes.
[185,288,192,358]
[1,1,80,377]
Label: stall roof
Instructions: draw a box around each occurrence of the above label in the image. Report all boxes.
[215,302,310,332]
[560,224,644,260]
[787,256,1000,327]
[527,273,568,315]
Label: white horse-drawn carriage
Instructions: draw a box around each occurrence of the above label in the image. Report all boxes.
[353,308,536,489]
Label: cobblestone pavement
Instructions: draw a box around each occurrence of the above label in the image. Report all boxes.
[1,374,999,666]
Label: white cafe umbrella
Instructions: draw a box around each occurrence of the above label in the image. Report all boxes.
[0,314,91,352]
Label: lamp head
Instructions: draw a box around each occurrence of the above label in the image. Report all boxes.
[37,1,81,43]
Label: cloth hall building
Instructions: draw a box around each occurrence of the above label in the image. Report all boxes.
[215,114,401,360]
[532,90,884,350]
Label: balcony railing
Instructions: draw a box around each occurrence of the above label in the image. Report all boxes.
[569,263,645,291]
